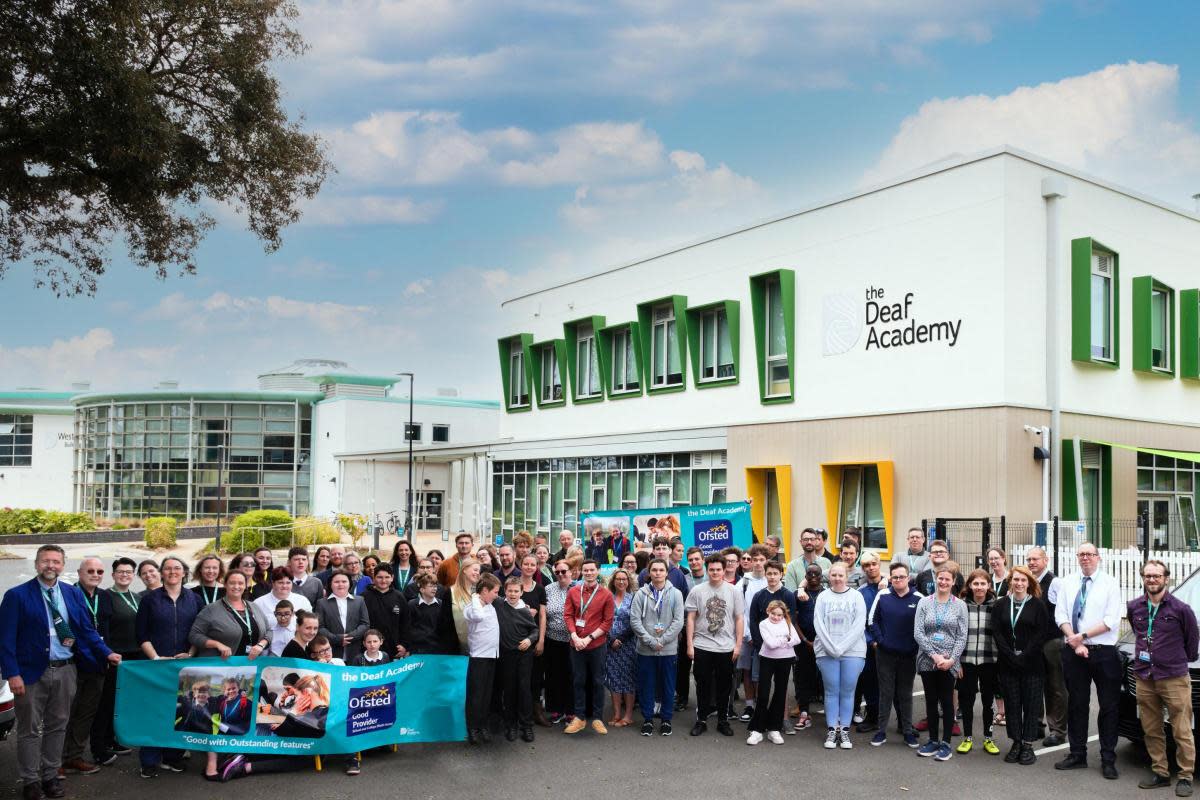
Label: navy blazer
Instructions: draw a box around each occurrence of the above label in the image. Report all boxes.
[136,587,204,657]
[0,578,112,684]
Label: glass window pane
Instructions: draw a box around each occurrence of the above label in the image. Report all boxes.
[1090,274,1111,359]
[767,279,786,357]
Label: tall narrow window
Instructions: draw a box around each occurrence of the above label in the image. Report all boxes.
[509,341,529,408]
[539,344,562,402]
[765,277,789,397]
[1090,251,1114,361]
[651,303,682,388]
[699,307,734,381]
[611,327,639,393]
[576,323,601,398]
[1152,286,1170,370]
[838,465,886,550]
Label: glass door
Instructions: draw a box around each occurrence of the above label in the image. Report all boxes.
[1138,497,1171,550]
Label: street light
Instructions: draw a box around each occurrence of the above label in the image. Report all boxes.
[398,372,414,539]
[214,442,226,553]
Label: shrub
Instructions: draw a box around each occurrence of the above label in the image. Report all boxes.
[0,508,94,535]
[220,509,294,553]
[144,517,178,549]
[337,513,367,548]
[293,517,343,547]
[111,523,127,530]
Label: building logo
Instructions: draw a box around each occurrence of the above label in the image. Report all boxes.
[822,292,862,356]
[692,519,733,554]
[346,683,395,736]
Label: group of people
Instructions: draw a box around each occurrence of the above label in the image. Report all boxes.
[2,526,1197,797]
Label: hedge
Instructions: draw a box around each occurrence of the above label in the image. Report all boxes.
[218,512,341,554]
[0,508,94,535]
[144,517,178,549]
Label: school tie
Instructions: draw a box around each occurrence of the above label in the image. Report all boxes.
[43,586,76,643]
[1072,576,1091,632]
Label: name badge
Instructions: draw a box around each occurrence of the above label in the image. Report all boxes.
[576,619,586,628]
[653,623,665,635]
[1139,651,1152,664]
[931,632,946,643]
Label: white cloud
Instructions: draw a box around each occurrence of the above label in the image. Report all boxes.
[863,61,1200,202]
[145,291,375,334]
[300,194,445,225]
[403,278,433,296]
[0,328,180,388]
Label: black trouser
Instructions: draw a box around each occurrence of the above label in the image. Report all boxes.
[693,648,733,722]
[958,661,997,737]
[749,656,793,733]
[853,646,879,720]
[792,642,819,712]
[876,648,916,736]
[920,669,956,742]
[569,646,607,721]
[499,648,534,729]
[999,669,1044,744]
[1062,644,1120,764]
[531,651,545,708]
[675,636,692,705]
[466,657,497,732]
[542,638,573,716]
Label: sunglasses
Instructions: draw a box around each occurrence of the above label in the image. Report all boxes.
[554,570,569,575]
[82,569,105,575]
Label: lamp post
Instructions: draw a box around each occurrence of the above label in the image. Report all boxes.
[398,372,415,538]
[214,442,225,553]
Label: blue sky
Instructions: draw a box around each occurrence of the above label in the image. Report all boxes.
[3,0,1200,398]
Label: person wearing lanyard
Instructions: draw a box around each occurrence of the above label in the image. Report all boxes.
[187,570,269,780]
[1129,560,1199,796]
[62,557,114,775]
[985,548,1010,598]
[1,545,118,800]
[563,560,615,735]
[96,557,141,762]
[390,539,416,591]
[631,559,685,737]
[913,561,967,761]
[903,527,931,577]
[991,565,1048,766]
[602,569,638,729]
[191,555,226,606]
[1053,543,1124,779]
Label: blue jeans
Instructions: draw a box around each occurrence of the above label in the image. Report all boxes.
[139,747,185,769]
[637,655,678,722]
[816,655,866,728]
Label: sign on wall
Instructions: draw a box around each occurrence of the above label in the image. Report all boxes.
[579,501,754,564]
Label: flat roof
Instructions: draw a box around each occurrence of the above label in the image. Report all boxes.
[317,395,500,410]
[0,405,75,415]
[502,145,1200,305]
[71,391,325,405]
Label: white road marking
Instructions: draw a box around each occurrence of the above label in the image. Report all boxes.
[1035,733,1099,756]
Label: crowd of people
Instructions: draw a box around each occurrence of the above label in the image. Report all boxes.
[1,526,1197,798]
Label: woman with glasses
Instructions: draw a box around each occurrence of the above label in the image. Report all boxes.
[95,557,141,760]
[227,553,257,591]
[914,561,968,762]
[192,555,226,606]
[543,559,576,724]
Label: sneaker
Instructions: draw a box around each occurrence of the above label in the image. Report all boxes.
[839,728,853,749]
[641,721,654,736]
[674,700,687,712]
[782,718,795,735]
[824,728,838,749]
[689,721,707,736]
[767,731,785,745]
[917,740,940,757]
[915,717,929,732]
[159,760,185,773]
[904,732,921,748]
[344,758,360,776]
[983,738,1000,755]
[871,731,887,747]
[716,720,734,736]
[739,707,754,722]
[111,746,132,756]
[956,737,973,754]
[935,742,954,761]
[659,721,672,736]
[853,712,865,724]
[548,712,563,725]
[97,752,119,767]
[139,767,157,780]
[591,719,608,735]
[564,718,586,734]
[746,731,764,746]
[220,755,246,782]
[1177,779,1194,797]
[796,712,812,730]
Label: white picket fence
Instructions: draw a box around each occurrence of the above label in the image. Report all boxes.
[1011,544,1200,614]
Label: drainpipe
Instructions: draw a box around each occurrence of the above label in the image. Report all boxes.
[1042,176,1068,518]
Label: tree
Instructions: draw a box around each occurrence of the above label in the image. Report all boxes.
[0,0,330,295]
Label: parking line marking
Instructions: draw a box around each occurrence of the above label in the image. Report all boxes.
[1034,733,1099,756]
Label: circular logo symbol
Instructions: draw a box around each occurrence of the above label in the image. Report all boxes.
[822,293,862,356]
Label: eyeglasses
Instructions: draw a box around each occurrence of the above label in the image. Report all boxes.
[554,570,569,575]
[1078,552,1099,558]
[889,575,908,581]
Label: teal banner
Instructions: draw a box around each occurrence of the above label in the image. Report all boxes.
[115,655,466,754]
[580,501,754,565]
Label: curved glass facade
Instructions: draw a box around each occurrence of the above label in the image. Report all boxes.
[75,397,312,518]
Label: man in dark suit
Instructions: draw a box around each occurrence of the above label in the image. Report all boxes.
[0,545,118,800]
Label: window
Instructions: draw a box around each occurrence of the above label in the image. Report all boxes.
[432,424,449,443]
[698,305,736,382]
[610,326,640,394]
[0,414,33,466]
[538,343,563,403]
[837,465,886,550]
[764,470,784,541]
[765,278,789,396]
[1133,276,1175,376]
[750,269,795,402]
[507,338,530,408]
[1071,238,1120,367]
[1080,442,1102,528]
[575,323,602,398]
[650,303,683,388]
[404,423,422,442]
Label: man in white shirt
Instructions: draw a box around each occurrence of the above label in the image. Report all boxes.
[1052,542,1123,780]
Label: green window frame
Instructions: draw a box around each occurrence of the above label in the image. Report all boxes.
[533,339,568,408]
[1182,289,1200,381]
[1133,276,1175,376]
[636,295,688,394]
[685,300,739,388]
[497,334,534,413]
[1070,238,1120,367]
[563,316,608,404]
[599,322,644,399]
[749,269,795,403]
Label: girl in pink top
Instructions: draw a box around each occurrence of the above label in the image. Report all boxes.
[748,600,803,745]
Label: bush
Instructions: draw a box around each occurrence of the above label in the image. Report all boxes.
[0,508,94,535]
[220,509,294,553]
[144,517,178,549]
[337,513,367,548]
[293,517,343,547]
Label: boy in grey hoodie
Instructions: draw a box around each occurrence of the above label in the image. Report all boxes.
[630,558,685,736]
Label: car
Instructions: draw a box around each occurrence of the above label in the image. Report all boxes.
[1118,565,1200,760]
[0,678,14,740]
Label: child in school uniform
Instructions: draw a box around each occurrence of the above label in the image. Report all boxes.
[350,629,392,666]
[496,576,540,742]
[463,573,502,745]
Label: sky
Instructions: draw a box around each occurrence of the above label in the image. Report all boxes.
[3,0,1200,399]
